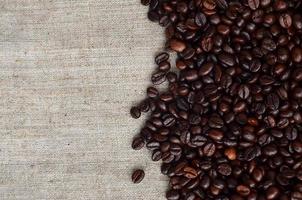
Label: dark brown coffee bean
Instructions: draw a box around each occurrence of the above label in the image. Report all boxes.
[208,129,224,141]
[166,190,180,200]
[279,13,292,29]
[217,163,232,176]
[215,0,228,9]
[151,70,166,85]
[183,166,198,179]
[201,37,213,52]
[191,135,207,147]
[238,84,250,99]
[132,169,145,183]
[203,0,216,10]
[248,0,260,10]
[130,107,141,119]
[252,168,264,182]
[203,143,216,157]
[147,87,158,98]
[236,185,251,196]
[169,39,186,52]
[209,114,224,129]
[292,47,302,63]
[199,175,210,190]
[218,53,235,66]
[199,62,214,76]
[266,93,280,110]
[141,0,150,6]
[132,137,145,150]
[158,61,171,71]
[266,186,279,199]
[195,12,207,27]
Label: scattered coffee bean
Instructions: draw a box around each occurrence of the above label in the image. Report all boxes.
[132,169,145,184]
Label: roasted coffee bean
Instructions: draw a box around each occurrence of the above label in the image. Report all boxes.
[217,163,232,176]
[209,114,224,129]
[199,62,214,76]
[130,107,141,119]
[248,0,260,10]
[155,52,169,65]
[132,137,145,150]
[236,185,251,196]
[166,190,180,200]
[169,39,186,52]
[203,143,216,157]
[238,84,250,99]
[132,169,145,183]
[279,13,292,29]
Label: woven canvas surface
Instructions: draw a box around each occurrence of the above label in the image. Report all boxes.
[0,1,167,199]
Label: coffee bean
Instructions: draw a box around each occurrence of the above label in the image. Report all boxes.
[238,84,250,99]
[266,93,280,110]
[151,70,166,85]
[195,12,207,27]
[217,163,232,176]
[141,0,150,6]
[169,39,186,52]
[236,185,251,196]
[215,0,228,9]
[183,166,198,179]
[224,147,237,160]
[218,53,235,66]
[199,62,214,76]
[132,169,145,183]
[209,114,224,129]
[248,0,260,10]
[208,129,224,141]
[166,190,180,200]
[266,186,280,199]
[130,107,141,119]
[279,13,292,29]
[201,37,213,52]
[132,137,145,150]
[203,143,216,157]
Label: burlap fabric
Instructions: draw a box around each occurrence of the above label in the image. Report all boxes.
[0,1,167,199]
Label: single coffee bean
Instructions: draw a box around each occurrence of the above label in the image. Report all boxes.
[166,190,180,200]
[141,0,150,6]
[266,186,280,199]
[151,70,166,85]
[217,163,232,176]
[130,107,141,119]
[248,0,260,10]
[199,62,214,76]
[132,169,145,184]
[236,185,251,196]
[132,137,145,150]
[208,129,224,141]
[224,147,237,160]
[201,37,213,52]
[169,39,186,52]
[238,84,250,99]
[279,13,292,29]
[292,47,302,63]
[183,166,198,179]
[203,143,216,157]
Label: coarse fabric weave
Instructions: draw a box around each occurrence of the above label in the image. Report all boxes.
[0,1,167,199]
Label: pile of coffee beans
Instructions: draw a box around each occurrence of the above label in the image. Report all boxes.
[130,0,302,199]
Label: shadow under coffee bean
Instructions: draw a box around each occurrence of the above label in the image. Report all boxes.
[130,0,302,199]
